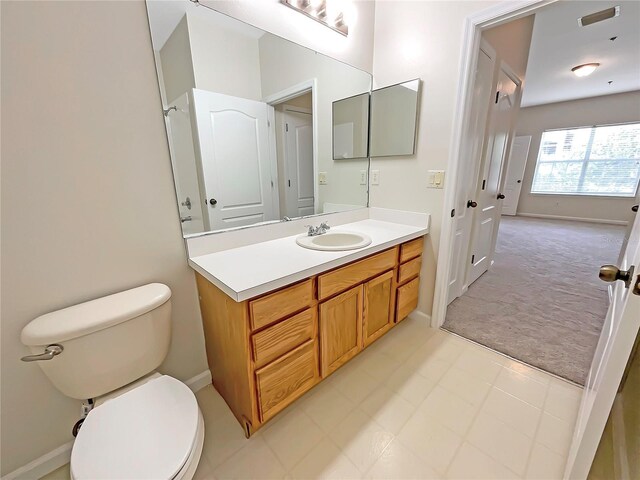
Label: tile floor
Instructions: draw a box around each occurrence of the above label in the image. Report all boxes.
[41,316,582,480]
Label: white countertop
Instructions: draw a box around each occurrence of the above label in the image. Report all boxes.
[189,218,429,302]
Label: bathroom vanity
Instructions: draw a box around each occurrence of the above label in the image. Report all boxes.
[187,211,428,436]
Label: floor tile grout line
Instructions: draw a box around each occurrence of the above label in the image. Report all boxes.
[522,377,554,476]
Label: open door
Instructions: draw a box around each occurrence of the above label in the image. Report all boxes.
[502,135,531,216]
[283,108,314,217]
[192,89,278,230]
[467,64,521,286]
[565,207,640,478]
[447,43,496,304]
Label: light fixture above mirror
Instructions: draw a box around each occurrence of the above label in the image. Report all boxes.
[281,0,350,36]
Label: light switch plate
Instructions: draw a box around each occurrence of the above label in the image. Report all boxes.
[360,170,367,185]
[371,170,380,185]
[319,172,327,185]
[427,170,445,189]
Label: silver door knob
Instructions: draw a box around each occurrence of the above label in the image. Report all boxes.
[21,344,64,362]
[599,264,635,288]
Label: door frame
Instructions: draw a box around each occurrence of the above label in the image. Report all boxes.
[432,0,555,328]
[264,79,319,214]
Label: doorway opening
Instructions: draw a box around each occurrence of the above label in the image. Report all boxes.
[433,1,640,477]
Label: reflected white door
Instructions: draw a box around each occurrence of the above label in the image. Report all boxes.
[447,45,495,304]
[192,89,277,230]
[566,209,640,479]
[467,66,520,286]
[283,109,314,217]
[502,135,531,216]
[166,93,206,234]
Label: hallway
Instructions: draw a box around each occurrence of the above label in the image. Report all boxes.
[443,216,626,385]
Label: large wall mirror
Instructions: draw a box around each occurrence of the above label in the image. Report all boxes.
[146,1,372,236]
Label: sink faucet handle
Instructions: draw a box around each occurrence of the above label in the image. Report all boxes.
[319,222,330,231]
[305,225,316,236]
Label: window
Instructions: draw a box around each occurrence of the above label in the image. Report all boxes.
[531,123,640,197]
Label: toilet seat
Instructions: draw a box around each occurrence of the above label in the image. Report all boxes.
[70,375,202,480]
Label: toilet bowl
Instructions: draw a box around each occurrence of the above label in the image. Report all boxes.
[20,284,204,480]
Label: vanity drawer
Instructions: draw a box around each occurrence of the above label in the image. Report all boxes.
[255,339,318,421]
[249,279,314,331]
[399,237,424,263]
[398,256,422,285]
[318,248,397,301]
[251,308,316,368]
[396,277,420,322]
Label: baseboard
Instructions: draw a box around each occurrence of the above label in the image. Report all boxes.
[2,369,212,480]
[1,441,73,480]
[185,369,212,393]
[516,212,628,226]
[408,309,431,324]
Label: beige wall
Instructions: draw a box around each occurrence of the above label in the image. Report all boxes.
[370,0,501,315]
[202,0,376,73]
[159,15,195,104]
[0,1,208,475]
[258,33,371,211]
[187,13,263,101]
[481,15,534,82]
[515,91,640,223]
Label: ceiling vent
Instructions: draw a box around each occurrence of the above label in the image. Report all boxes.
[578,6,620,27]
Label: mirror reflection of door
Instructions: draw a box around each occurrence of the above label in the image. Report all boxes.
[192,89,278,231]
[282,107,314,217]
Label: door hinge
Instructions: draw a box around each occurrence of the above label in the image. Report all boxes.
[267,119,271,128]
[471,255,475,264]
[451,208,455,218]
[495,91,500,103]
[285,123,289,132]
[482,179,486,190]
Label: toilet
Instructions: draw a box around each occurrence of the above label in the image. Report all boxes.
[20,283,204,480]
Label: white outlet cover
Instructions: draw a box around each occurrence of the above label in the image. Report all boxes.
[319,172,328,185]
[360,170,367,185]
[371,170,380,185]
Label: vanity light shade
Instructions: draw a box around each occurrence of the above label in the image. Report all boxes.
[571,63,600,77]
[281,0,349,36]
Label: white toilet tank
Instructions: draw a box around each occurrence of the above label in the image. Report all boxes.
[21,283,172,400]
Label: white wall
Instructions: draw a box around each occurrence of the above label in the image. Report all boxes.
[202,0,376,73]
[515,91,640,223]
[370,0,500,315]
[0,1,208,475]
[481,15,534,82]
[159,15,195,104]
[187,13,263,101]
[258,33,372,210]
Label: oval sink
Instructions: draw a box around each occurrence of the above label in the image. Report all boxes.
[296,231,372,251]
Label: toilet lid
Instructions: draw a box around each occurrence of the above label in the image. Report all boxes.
[71,375,199,480]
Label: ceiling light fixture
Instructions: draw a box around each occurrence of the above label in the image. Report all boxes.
[281,0,349,36]
[572,63,600,77]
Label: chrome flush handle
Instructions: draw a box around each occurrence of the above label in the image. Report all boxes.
[21,344,64,362]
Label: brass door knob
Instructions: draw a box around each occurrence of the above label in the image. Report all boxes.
[599,264,635,288]
[467,200,478,208]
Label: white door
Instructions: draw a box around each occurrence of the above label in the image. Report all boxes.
[283,109,315,217]
[502,135,531,216]
[165,93,207,235]
[565,209,640,479]
[447,43,496,304]
[467,65,520,286]
[192,89,277,230]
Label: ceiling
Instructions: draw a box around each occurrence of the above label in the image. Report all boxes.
[146,0,263,50]
[521,0,640,107]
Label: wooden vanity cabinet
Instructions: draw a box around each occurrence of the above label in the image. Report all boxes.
[319,285,363,377]
[195,236,424,436]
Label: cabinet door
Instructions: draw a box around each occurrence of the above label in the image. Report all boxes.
[363,271,394,347]
[319,285,363,377]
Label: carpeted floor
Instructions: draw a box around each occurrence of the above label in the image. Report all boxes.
[443,216,626,385]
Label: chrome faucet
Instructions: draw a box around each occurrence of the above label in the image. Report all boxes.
[306,222,330,236]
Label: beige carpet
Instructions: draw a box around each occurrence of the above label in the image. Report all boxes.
[443,216,626,385]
